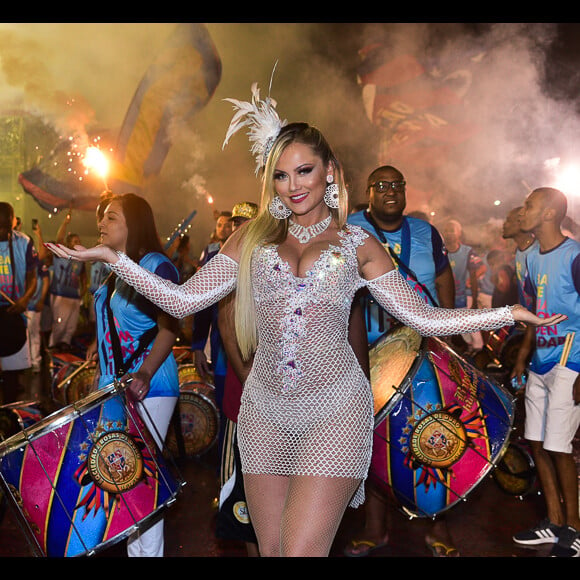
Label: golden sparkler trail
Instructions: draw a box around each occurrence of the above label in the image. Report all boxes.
[82,146,110,189]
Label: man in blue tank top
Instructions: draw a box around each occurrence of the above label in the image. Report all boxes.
[345,166,458,558]
[512,187,580,557]
[348,166,454,344]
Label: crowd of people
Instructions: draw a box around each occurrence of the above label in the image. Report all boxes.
[1,75,580,559]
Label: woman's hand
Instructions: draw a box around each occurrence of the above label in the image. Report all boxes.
[511,304,568,327]
[122,369,152,402]
[44,242,119,264]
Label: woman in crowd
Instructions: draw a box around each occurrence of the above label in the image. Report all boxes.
[86,192,180,557]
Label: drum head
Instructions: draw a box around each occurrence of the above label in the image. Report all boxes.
[370,325,422,419]
[167,381,218,457]
[66,364,97,404]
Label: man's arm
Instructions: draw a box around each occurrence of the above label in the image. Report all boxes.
[434,264,455,309]
[56,211,71,244]
[218,292,252,383]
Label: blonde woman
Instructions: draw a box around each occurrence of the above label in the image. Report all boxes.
[46,104,566,558]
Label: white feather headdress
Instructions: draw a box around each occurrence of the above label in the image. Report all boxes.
[222,64,287,174]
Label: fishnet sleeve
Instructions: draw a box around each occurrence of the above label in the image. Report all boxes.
[366,269,514,336]
[109,251,238,319]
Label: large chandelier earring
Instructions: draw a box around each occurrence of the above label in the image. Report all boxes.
[324,174,340,209]
[269,196,292,219]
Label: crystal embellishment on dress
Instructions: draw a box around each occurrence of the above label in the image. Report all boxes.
[288,215,332,244]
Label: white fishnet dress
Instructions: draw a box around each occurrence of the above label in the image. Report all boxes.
[110,225,514,507]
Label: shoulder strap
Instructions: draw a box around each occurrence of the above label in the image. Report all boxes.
[363,211,439,307]
[8,233,17,300]
[106,276,158,377]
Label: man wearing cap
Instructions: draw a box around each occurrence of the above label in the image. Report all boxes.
[230,202,259,228]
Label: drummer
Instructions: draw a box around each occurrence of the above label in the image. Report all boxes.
[345,165,459,557]
[88,192,180,557]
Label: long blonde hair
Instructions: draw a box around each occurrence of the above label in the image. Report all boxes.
[235,122,349,360]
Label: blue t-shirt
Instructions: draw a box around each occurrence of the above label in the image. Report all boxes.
[50,255,85,299]
[515,241,537,310]
[94,252,180,397]
[89,261,110,295]
[347,211,450,344]
[28,260,49,310]
[524,237,580,374]
[0,231,37,327]
[447,244,482,307]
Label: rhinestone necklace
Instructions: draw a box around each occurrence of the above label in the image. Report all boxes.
[288,215,332,244]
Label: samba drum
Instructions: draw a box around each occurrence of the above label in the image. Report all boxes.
[492,439,537,498]
[0,381,184,557]
[52,360,98,406]
[369,325,515,518]
[166,380,218,457]
[0,402,44,526]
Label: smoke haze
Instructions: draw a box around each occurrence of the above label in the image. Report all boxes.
[1,23,579,253]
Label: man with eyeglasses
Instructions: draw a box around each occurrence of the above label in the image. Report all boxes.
[348,166,455,344]
[345,165,459,557]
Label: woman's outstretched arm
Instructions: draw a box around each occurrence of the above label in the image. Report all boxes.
[45,242,238,319]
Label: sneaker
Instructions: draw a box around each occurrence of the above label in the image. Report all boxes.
[550,526,580,557]
[513,518,562,545]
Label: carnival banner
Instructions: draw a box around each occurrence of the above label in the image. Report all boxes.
[108,23,221,193]
[358,45,483,171]
[19,23,221,211]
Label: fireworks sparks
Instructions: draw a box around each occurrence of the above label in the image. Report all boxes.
[82,146,110,181]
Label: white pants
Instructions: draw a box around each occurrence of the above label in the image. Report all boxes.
[525,365,580,454]
[126,395,178,558]
[49,295,80,347]
[0,328,31,371]
[27,310,42,370]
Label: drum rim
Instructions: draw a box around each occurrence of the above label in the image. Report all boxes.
[0,382,128,455]
[372,326,426,426]
[169,380,219,456]
[177,381,219,420]
[492,440,537,497]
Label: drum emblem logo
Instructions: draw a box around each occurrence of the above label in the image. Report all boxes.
[233,501,251,524]
[410,411,467,468]
[88,430,144,493]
